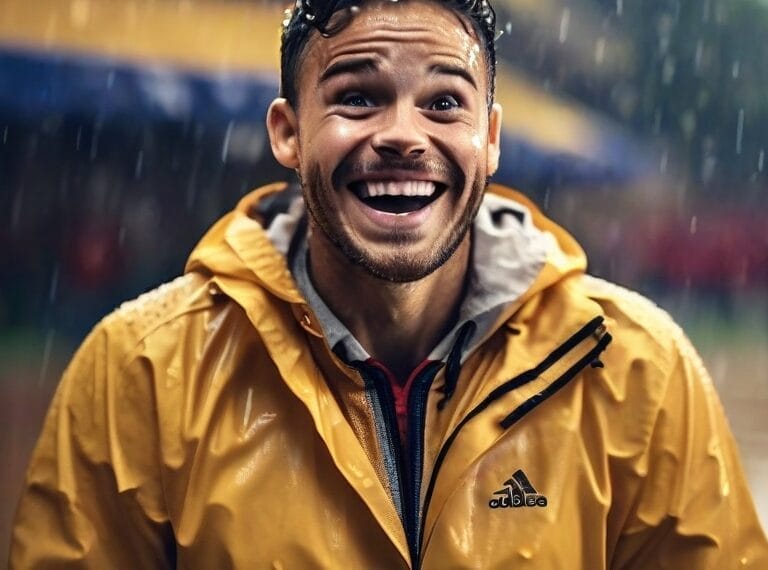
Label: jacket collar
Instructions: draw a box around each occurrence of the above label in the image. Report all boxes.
[185,182,589,345]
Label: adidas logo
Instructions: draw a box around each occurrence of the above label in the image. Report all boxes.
[489,469,548,508]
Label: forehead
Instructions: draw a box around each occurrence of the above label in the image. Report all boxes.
[301,0,485,81]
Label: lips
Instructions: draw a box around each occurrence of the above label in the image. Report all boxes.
[349,180,446,214]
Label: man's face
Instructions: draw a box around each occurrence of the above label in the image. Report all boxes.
[269,0,502,282]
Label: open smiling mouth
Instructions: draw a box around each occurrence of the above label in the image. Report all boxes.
[349,181,447,214]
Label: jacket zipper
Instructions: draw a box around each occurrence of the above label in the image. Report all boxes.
[404,361,444,566]
[416,317,612,560]
[352,361,444,566]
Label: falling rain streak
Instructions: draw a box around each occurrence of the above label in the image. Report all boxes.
[736,109,744,155]
[222,121,234,163]
[39,329,55,387]
[135,150,144,179]
[48,266,59,304]
[559,9,570,43]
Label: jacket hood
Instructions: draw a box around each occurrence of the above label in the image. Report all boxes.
[185,182,587,319]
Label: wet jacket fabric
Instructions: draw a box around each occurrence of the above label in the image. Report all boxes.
[11,183,768,569]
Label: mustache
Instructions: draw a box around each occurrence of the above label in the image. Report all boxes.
[333,156,462,188]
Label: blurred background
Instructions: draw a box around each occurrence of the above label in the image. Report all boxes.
[1,0,766,556]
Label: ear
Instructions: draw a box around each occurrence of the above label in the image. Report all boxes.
[486,103,503,175]
[266,98,300,169]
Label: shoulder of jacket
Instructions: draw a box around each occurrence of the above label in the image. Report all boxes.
[97,272,218,355]
[578,274,699,374]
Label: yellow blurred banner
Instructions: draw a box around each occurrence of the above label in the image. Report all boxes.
[0,0,614,163]
[0,0,284,74]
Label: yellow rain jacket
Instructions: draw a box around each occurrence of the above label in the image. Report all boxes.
[11,184,768,568]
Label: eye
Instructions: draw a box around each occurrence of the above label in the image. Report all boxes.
[340,92,374,107]
[428,95,460,111]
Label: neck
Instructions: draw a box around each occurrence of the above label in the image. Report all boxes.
[308,231,471,380]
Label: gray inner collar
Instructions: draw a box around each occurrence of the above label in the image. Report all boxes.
[267,192,551,365]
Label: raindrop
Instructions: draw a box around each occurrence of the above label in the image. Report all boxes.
[48,265,59,304]
[662,58,675,85]
[736,108,744,155]
[186,156,200,212]
[543,187,551,210]
[2,125,7,144]
[595,38,606,65]
[616,0,623,17]
[90,130,100,161]
[689,216,697,235]
[653,109,662,134]
[660,150,669,174]
[732,60,740,79]
[39,328,55,387]
[135,149,144,179]
[758,149,764,172]
[694,40,704,71]
[559,9,570,44]
[505,22,511,35]
[106,69,116,89]
[221,121,234,163]
[75,125,83,150]
[118,225,127,247]
[702,0,711,22]
[11,188,23,230]
[70,0,90,28]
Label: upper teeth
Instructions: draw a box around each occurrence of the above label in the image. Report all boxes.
[359,181,436,198]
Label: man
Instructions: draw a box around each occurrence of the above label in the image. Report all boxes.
[10,0,768,567]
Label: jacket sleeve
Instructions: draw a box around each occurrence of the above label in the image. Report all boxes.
[612,333,768,569]
[9,320,176,569]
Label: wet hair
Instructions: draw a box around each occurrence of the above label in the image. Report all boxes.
[279,0,497,109]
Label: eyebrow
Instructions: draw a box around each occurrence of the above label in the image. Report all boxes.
[319,57,379,84]
[429,63,478,90]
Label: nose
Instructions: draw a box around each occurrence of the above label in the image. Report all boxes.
[371,103,428,158]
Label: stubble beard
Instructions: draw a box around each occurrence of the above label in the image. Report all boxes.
[300,163,487,283]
